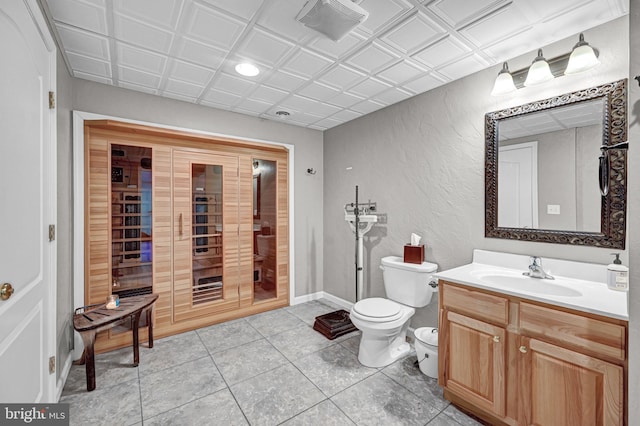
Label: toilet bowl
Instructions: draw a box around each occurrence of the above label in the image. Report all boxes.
[350,256,437,368]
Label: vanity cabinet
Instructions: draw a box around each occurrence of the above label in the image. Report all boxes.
[439,280,626,426]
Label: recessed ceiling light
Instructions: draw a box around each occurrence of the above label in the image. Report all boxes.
[235,62,260,77]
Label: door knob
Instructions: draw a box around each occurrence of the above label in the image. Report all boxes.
[1,283,14,300]
[493,335,500,343]
[519,346,528,353]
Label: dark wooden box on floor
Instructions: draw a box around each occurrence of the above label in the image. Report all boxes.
[313,309,357,340]
[403,244,424,264]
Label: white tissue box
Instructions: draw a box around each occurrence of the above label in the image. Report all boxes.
[404,244,424,264]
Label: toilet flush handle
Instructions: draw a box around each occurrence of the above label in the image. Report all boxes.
[379,265,385,271]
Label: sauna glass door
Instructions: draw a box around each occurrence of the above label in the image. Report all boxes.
[173,151,240,322]
[252,158,278,302]
[111,144,153,298]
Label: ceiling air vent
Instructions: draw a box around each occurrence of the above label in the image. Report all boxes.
[296,0,369,41]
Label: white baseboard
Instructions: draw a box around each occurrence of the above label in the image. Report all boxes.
[291,291,354,310]
[56,352,75,401]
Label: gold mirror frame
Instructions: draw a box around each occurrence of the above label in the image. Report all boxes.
[485,79,627,249]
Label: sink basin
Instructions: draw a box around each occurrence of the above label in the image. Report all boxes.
[470,270,582,297]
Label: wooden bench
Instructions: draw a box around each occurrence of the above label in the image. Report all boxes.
[73,294,158,391]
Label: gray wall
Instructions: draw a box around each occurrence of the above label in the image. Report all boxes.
[627,0,639,421]
[56,49,74,380]
[323,17,629,329]
[64,80,323,300]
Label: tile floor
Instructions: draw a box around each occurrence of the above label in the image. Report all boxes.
[61,299,481,426]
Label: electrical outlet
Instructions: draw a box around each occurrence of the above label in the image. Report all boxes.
[547,204,561,215]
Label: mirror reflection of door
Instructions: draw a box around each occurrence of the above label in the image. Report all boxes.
[498,142,538,228]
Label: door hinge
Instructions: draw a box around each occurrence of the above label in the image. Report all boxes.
[49,91,55,109]
[49,356,55,374]
[49,224,55,241]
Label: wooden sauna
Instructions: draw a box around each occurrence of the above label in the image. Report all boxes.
[84,120,289,353]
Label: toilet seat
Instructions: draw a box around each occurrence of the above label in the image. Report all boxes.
[352,298,403,322]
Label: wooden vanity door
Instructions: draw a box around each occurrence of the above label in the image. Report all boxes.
[441,310,507,418]
[518,337,623,426]
[173,150,240,322]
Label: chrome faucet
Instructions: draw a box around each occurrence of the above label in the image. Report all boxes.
[523,256,554,280]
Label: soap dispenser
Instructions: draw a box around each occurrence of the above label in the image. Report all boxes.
[607,253,628,291]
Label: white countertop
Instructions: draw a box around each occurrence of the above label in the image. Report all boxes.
[434,250,628,321]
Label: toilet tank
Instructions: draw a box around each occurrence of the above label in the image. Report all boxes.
[381,256,438,308]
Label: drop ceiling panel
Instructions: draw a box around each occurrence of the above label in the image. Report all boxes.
[326,92,365,109]
[374,88,413,105]
[169,60,214,86]
[346,42,401,74]
[348,78,392,98]
[351,99,386,114]
[183,3,246,50]
[377,60,427,86]
[460,4,532,48]
[213,73,257,97]
[403,73,448,94]
[358,0,414,35]
[237,28,295,67]
[318,65,366,91]
[174,37,226,70]
[235,98,272,114]
[437,53,489,80]
[66,52,111,77]
[117,43,167,75]
[200,0,264,20]
[113,0,183,30]
[119,81,158,95]
[47,0,629,130]
[113,14,174,54]
[118,66,162,89]
[427,0,510,28]
[55,24,111,61]
[203,88,242,106]
[256,0,311,42]
[380,12,446,54]
[411,35,471,69]
[164,79,205,98]
[307,33,365,60]
[281,49,334,79]
[298,82,341,102]
[73,70,112,85]
[48,0,108,35]
[262,70,307,92]
[250,85,290,104]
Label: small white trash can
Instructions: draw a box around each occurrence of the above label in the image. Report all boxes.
[414,327,438,378]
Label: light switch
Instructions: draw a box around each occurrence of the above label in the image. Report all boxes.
[547,204,561,215]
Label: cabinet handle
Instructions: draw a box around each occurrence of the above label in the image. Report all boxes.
[179,213,183,235]
[493,335,500,343]
[519,346,528,353]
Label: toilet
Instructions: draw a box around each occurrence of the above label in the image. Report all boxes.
[350,255,438,368]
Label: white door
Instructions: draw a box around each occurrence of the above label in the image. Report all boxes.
[0,0,57,402]
[498,142,538,228]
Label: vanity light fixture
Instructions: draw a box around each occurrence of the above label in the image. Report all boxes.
[492,33,601,95]
[235,62,260,77]
[524,49,554,87]
[564,33,600,75]
[491,62,517,96]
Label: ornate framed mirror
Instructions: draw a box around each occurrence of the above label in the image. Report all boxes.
[485,79,627,248]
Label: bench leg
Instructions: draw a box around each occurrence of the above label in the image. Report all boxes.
[132,311,142,367]
[146,307,154,348]
[79,331,97,391]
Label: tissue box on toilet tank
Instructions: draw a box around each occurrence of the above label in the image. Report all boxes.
[404,244,424,264]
